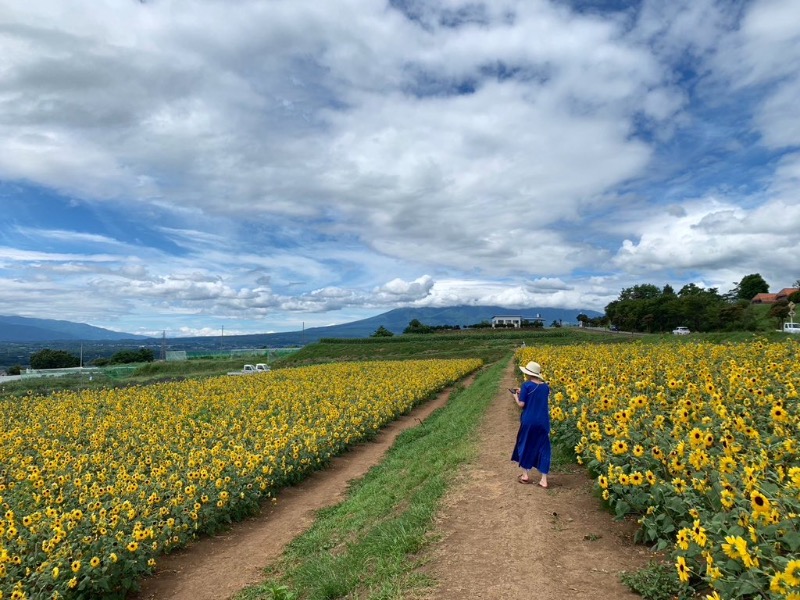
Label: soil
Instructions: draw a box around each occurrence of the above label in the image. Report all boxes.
[131,364,654,600]
[416,364,653,599]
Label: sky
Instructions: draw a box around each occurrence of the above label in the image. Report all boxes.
[1,0,799,337]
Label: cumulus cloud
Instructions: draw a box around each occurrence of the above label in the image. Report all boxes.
[373,276,435,302]
[0,0,798,334]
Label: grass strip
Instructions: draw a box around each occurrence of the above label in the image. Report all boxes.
[235,357,509,600]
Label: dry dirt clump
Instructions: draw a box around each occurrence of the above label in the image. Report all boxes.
[133,366,654,600]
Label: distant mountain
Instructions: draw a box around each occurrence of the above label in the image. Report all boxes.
[0,306,602,347]
[164,305,603,350]
[0,315,147,342]
[320,305,594,336]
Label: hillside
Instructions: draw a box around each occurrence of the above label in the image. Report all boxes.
[0,315,147,342]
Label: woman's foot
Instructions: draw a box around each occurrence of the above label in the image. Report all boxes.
[517,474,533,484]
[538,476,548,488]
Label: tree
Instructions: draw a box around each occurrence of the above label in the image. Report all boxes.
[371,326,394,338]
[730,273,769,301]
[619,284,661,301]
[403,319,433,334]
[678,283,705,297]
[109,348,155,364]
[769,302,790,323]
[30,349,80,369]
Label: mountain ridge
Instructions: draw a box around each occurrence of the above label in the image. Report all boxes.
[0,306,602,345]
[0,315,148,342]
[164,305,602,349]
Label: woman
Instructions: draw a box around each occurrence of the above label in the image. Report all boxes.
[510,360,551,487]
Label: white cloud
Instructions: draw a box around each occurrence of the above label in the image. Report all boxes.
[611,195,800,291]
[712,0,800,150]
[0,1,797,335]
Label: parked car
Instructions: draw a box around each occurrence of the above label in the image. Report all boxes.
[783,322,800,334]
[672,326,691,335]
[609,325,620,332]
[227,363,271,375]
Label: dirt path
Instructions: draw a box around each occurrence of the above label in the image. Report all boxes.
[132,377,470,600]
[418,363,653,599]
[133,364,653,599]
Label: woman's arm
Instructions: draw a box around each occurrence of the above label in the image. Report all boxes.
[512,385,525,408]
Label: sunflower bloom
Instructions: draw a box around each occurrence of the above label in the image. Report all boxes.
[676,556,691,583]
[750,490,771,514]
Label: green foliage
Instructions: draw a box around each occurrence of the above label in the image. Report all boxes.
[108,348,155,364]
[731,273,769,300]
[279,329,637,370]
[403,318,433,334]
[370,325,394,337]
[620,561,690,600]
[236,360,506,600]
[253,583,298,600]
[577,312,607,327]
[29,348,80,369]
[604,276,793,333]
[7,365,21,375]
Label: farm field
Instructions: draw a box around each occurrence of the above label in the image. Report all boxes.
[0,358,481,599]
[2,330,798,599]
[518,338,800,599]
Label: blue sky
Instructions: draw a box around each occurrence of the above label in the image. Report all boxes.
[1,0,799,337]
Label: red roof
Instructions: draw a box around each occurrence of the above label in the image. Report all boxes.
[751,293,778,303]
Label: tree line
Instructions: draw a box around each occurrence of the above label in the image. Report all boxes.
[371,274,799,338]
[17,347,157,371]
[604,274,799,333]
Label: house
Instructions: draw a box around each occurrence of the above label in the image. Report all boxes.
[751,288,799,304]
[491,314,545,328]
[751,293,778,304]
[492,315,522,328]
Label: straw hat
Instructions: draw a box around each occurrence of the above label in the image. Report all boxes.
[519,361,544,379]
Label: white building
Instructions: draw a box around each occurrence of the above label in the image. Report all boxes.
[491,314,544,328]
[491,315,522,328]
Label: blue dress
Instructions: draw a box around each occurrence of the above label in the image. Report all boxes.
[511,380,551,474]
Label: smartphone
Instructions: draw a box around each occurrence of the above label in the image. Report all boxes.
[508,388,517,393]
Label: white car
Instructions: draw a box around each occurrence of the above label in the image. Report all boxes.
[784,323,800,334]
[672,326,691,335]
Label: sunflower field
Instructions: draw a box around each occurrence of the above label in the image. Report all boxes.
[0,358,481,600]
[516,339,800,599]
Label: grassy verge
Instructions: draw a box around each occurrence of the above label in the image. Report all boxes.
[270,328,637,369]
[235,358,509,600]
